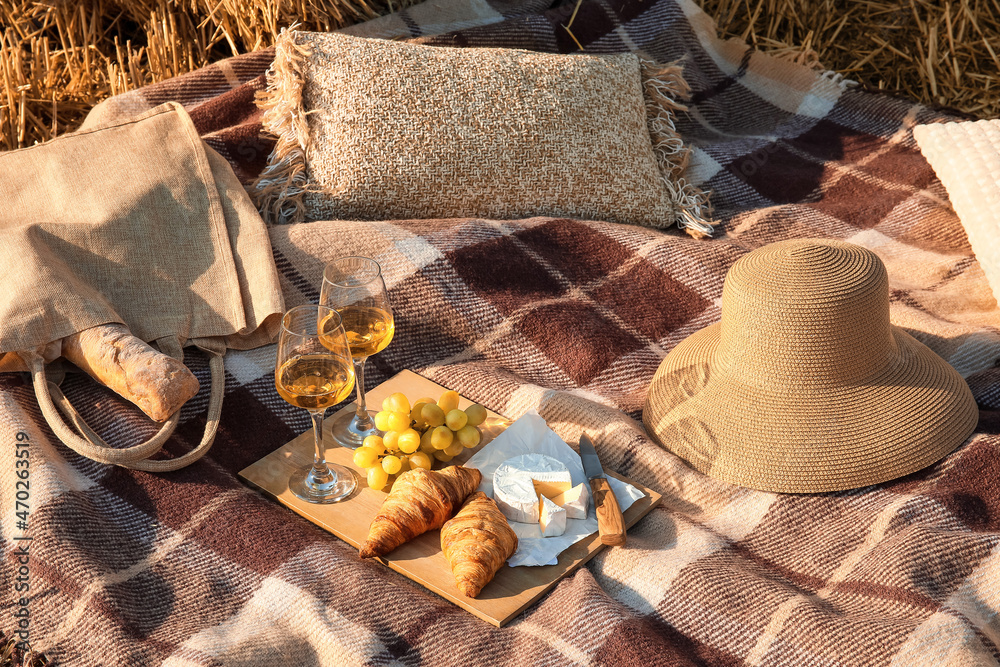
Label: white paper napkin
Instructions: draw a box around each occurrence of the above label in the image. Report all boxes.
[464,410,645,566]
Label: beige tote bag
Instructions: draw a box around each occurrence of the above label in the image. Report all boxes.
[0,102,284,471]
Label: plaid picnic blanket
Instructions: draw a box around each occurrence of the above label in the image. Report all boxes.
[6,0,1000,664]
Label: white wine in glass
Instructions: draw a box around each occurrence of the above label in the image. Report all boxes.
[276,355,355,410]
[338,306,394,358]
[275,304,358,503]
[320,256,394,448]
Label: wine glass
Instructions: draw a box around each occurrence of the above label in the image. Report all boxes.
[275,304,358,503]
[320,256,395,448]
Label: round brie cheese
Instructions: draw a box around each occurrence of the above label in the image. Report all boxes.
[492,453,573,524]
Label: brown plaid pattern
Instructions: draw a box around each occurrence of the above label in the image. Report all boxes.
[4,0,1000,665]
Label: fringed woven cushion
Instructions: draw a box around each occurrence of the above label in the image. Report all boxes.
[252,31,713,236]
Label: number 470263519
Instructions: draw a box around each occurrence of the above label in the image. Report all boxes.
[15,431,29,527]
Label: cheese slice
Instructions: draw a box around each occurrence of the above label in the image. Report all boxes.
[552,482,590,520]
[539,495,567,537]
[493,454,573,524]
[532,478,573,500]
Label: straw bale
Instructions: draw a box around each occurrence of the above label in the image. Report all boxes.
[1,628,47,666]
[1,0,998,149]
[0,0,411,150]
[698,0,1000,118]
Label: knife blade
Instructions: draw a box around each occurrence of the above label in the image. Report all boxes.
[579,434,626,546]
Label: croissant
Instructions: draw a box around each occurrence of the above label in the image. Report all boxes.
[440,492,518,598]
[359,465,482,559]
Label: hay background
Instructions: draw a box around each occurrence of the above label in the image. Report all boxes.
[1,0,999,147]
[0,0,413,150]
[704,0,1000,118]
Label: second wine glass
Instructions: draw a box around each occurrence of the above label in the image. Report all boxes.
[321,256,395,448]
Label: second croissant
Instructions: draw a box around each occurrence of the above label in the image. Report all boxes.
[441,492,518,597]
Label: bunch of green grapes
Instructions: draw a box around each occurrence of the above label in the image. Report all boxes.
[352,389,488,491]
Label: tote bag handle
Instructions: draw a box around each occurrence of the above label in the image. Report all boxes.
[19,337,225,472]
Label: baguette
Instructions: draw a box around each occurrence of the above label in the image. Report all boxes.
[61,324,200,422]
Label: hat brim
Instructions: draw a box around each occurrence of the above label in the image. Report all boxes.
[642,323,978,493]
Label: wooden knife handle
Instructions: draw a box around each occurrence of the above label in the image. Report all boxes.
[589,477,626,546]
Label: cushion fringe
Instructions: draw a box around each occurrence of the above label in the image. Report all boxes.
[640,57,715,238]
[251,30,315,225]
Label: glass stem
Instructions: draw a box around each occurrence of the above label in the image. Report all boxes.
[309,409,333,482]
[353,356,374,431]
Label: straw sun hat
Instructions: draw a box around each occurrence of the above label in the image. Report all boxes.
[643,238,978,493]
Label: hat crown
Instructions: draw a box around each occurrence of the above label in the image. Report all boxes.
[717,239,897,387]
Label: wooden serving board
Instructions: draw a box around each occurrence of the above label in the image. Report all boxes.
[238,369,662,627]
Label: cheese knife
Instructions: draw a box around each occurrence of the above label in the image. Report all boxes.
[579,434,626,546]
